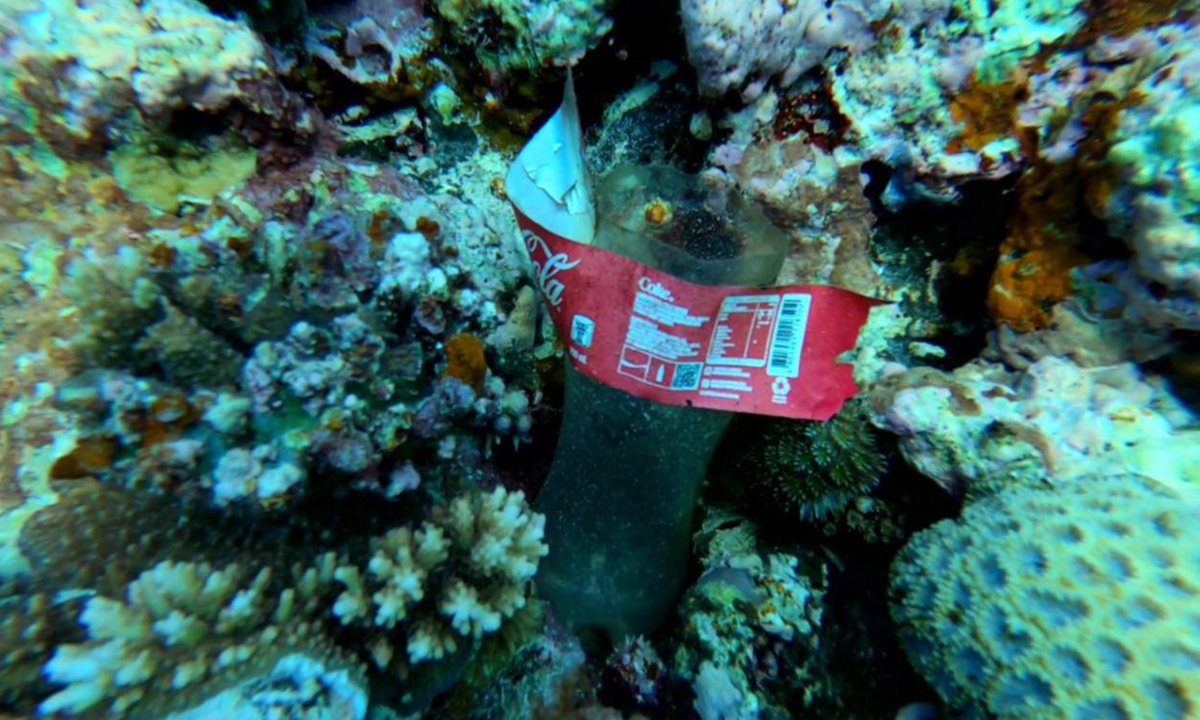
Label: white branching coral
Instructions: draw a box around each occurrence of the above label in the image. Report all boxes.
[446,486,547,585]
[332,487,548,666]
[39,555,344,716]
[366,525,448,628]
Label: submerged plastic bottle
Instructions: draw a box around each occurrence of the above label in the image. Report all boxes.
[535,165,788,640]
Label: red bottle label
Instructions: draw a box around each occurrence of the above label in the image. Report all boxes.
[513,206,884,421]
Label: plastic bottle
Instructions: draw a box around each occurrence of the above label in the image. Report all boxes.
[535,164,788,640]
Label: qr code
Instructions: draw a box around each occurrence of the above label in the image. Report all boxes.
[672,363,702,390]
[570,315,595,348]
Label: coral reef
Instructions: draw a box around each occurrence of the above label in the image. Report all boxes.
[892,474,1200,718]
[3,0,267,145]
[1100,23,1200,330]
[430,0,614,74]
[676,512,831,718]
[868,355,1199,498]
[687,0,1199,209]
[2,0,1200,716]
[0,484,547,716]
[6,146,541,511]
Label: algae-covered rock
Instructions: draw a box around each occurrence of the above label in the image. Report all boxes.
[109,139,257,213]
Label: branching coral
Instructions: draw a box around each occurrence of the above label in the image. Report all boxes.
[0,593,83,709]
[332,487,547,668]
[38,555,357,717]
[2,480,548,716]
[0,1,559,713]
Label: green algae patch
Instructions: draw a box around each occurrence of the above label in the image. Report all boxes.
[109,139,258,213]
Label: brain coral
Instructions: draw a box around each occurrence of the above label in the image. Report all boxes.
[890,474,1200,719]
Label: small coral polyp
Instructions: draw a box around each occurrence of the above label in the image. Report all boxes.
[714,402,885,523]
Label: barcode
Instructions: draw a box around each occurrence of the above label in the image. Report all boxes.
[672,363,703,390]
[767,294,811,378]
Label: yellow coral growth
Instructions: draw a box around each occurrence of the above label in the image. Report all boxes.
[987,90,1135,331]
[109,140,257,214]
[443,333,487,392]
[949,73,1029,155]
[988,248,1087,332]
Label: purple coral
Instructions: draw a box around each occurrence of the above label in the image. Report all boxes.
[297,214,380,310]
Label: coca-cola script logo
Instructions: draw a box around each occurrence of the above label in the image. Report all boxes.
[522,228,580,308]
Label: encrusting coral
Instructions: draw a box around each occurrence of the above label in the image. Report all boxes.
[891,473,1200,718]
[677,511,831,718]
[430,0,614,74]
[681,0,887,101]
[1099,22,1200,331]
[868,355,1200,499]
